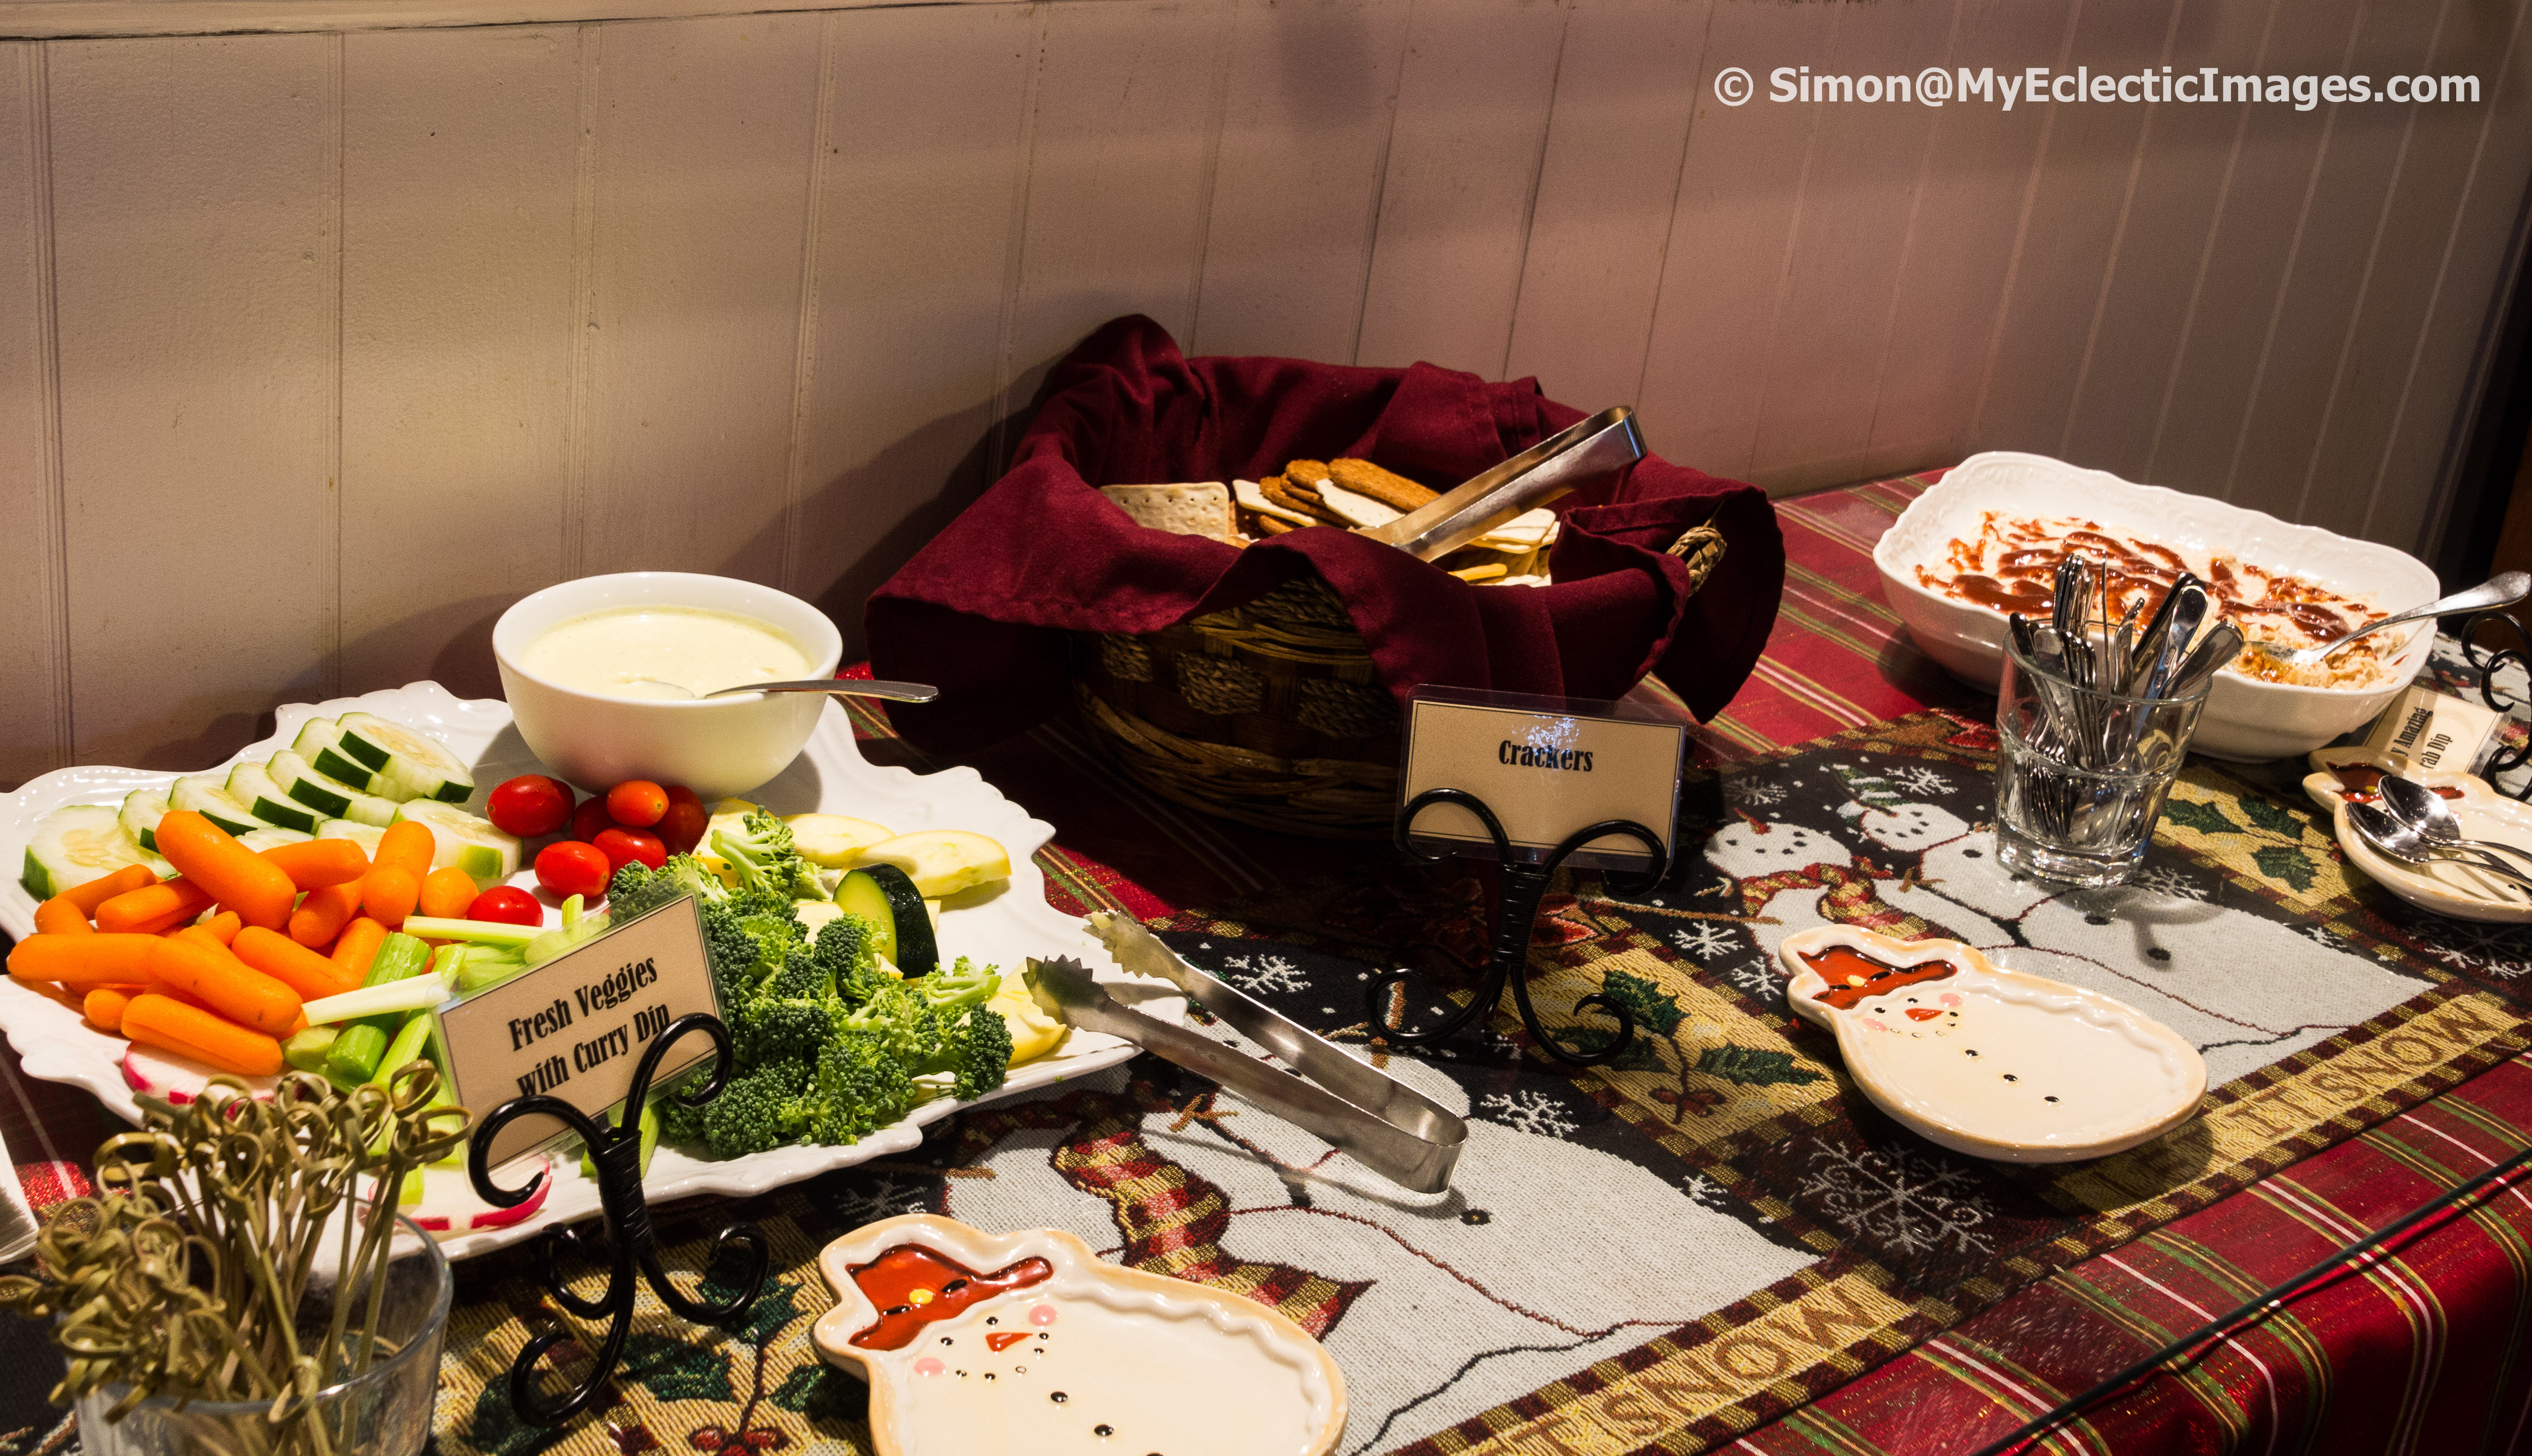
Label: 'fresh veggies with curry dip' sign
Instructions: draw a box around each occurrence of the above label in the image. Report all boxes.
[1398,686,1684,869]
[439,895,723,1168]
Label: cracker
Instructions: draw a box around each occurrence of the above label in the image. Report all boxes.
[1313,480,1403,529]
[1284,458,1335,488]
[1256,514,1297,536]
[1233,478,1316,526]
[1329,458,1438,511]
[1100,482,1235,541]
[1262,475,1347,524]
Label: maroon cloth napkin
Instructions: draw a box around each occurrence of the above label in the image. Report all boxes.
[867,316,1783,754]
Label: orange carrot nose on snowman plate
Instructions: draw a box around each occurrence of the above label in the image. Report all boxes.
[813,1215,1347,1456]
[1777,926,2205,1164]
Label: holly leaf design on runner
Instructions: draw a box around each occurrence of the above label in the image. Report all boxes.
[1694,1044,1822,1087]
[2252,844,2318,892]
[622,1331,738,1404]
[2163,799,2240,836]
[1595,970,1687,1037]
[771,1363,867,1423]
[2239,796,2306,838]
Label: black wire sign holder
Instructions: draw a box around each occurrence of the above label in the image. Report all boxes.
[2455,609,2532,799]
[1367,787,1669,1066]
[467,1011,771,1427]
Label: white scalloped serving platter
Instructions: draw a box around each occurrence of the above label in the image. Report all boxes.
[0,681,1178,1260]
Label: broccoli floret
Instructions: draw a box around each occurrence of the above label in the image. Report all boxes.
[657,1092,709,1147]
[740,996,840,1067]
[942,1007,1012,1102]
[921,957,1001,1015]
[607,856,728,921]
[842,980,933,1068]
[799,1030,917,1145]
[712,810,825,902]
[809,913,888,1005]
[700,1064,804,1158]
[696,897,776,1014]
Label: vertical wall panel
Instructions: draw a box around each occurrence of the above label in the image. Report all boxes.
[1500,0,1710,414]
[1747,0,1955,490]
[1634,1,1832,480]
[1352,0,1568,378]
[789,2,1034,651]
[1000,0,1232,439]
[49,35,339,771]
[0,42,70,790]
[340,25,581,702]
[1189,0,1410,366]
[575,13,823,583]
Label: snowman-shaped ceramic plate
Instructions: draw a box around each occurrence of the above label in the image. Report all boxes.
[812,1215,1346,1456]
[1779,926,2206,1163]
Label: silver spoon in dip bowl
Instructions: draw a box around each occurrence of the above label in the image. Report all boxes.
[2347,800,2532,899]
[2376,772,2532,875]
[627,677,941,704]
[2254,572,2529,671]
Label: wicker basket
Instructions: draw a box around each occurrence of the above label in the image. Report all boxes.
[1073,525,1729,838]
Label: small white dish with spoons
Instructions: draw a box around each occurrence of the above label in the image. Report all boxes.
[2306,746,2532,923]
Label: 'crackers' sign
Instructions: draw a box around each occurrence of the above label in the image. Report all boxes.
[1399,687,1684,867]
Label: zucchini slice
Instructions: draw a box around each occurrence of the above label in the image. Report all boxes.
[336,712,474,805]
[225,762,323,834]
[119,788,171,853]
[785,813,895,869]
[390,800,522,883]
[270,750,399,827]
[171,776,268,838]
[835,863,937,975]
[20,803,153,899]
[856,830,1011,899]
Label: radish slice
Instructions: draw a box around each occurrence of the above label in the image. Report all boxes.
[401,1157,556,1235]
[471,1167,551,1230]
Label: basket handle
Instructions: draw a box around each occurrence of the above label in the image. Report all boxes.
[1665,523,1728,590]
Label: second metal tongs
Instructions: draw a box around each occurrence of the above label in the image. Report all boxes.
[1027,914,1467,1193]
[1357,406,1645,561]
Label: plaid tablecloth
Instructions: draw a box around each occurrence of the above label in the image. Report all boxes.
[7,469,2532,1455]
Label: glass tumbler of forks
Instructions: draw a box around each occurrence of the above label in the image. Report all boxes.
[1993,628,2212,887]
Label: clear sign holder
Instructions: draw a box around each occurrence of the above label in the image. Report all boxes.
[467,1011,770,1426]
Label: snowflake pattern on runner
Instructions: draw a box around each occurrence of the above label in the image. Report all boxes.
[2299,924,2348,952]
[1726,777,1790,807]
[1890,765,1952,797]
[1220,952,1309,995]
[823,1175,931,1229]
[1478,1089,1578,1139]
[1672,922,1741,962]
[1723,956,1785,1009]
[1797,1142,1995,1256]
[2410,919,2532,978]
[2132,865,2209,902]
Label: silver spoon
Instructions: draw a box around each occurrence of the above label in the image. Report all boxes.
[630,677,939,704]
[2347,801,2532,897]
[2257,571,2529,670]
[2377,773,2532,874]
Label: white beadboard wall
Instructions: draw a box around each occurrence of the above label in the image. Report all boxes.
[2,0,2529,787]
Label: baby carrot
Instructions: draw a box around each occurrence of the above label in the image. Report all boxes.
[373,821,437,881]
[261,838,370,891]
[148,935,301,1036]
[83,986,136,1034]
[9,933,161,990]
[95,879,213,935]
[34,895,94,936]
[290,881,363,948]
[154,811,296,932]
[199,910,242,946]
[361,867,420,931]
[331,917,388,981]
[418,866,477,920]
[121,994,284,1078]
[231,926,355,1001]
[65,864,157,916]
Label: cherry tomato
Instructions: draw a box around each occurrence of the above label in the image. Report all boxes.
[606,780,670,829]
[592,827,667,875]
[656,800,708,855]
[466,885,544,927]
[570,795,617,843]
[486,775,574,838]
[535,841,613,899]
[664,784,701,809]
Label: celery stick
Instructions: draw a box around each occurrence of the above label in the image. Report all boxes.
[368,1011,437,1088]
[399,915,545,948]
[325,933,432,1083]
[282,1026,339,1075]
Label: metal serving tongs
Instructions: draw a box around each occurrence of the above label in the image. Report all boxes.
[1027,914,1468,1193]
[1356,406,1645,562]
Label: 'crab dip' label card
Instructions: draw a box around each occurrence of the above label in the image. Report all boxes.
[1400,687,1684,867]
[439,895,724,1168]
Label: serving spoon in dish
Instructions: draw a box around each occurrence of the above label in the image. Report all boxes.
[629,678,941,704]
[2253,571,2529,671]
[2347,800,2532,899]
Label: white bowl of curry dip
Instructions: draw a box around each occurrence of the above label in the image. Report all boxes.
[494,572,844,799]
[1874,452,2438,762]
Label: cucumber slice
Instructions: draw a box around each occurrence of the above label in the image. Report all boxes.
[857,830,1011,899]
[236,826,315,853]
[835,863,937,975]
[225,762,323,834]
[119,789,171,852]
[316,819,388,855]
[20,803,154,899]
[171,776,268,838]
[390,800,522,883]
[269,750,399,826]
[292,718,399,799]
[337,712,474,805]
